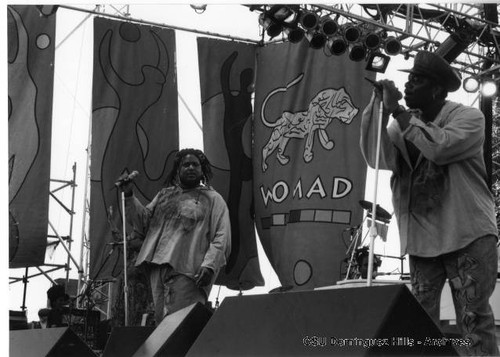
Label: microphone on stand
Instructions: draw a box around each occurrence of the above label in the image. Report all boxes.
[364,77,403,100]
[114,170,139,187]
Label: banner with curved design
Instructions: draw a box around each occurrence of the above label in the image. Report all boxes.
[253,41,373,290]
[89,18,179,285]
[198,37,264,291]
[8,5,57,268]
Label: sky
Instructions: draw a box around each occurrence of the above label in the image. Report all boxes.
[5,1,484,339]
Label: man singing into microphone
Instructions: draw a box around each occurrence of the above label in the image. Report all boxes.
[360,51,498,356]
[121,149,231,325]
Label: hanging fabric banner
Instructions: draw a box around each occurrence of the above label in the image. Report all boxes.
[8,5,57,268]
[90,17,179,296]
[198,37,264,291]
[253,41,374,290]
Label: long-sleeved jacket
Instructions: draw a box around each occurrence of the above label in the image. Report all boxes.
[126,185,231,297]
[360,94,497,257]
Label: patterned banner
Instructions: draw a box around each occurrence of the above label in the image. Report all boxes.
[198,37,264,290]
[253,41,374,289]
[8,5,57,268]
[90,18,179,289]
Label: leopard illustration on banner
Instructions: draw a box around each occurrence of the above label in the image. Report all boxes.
[253,40,374,290]
[260,73,359,172]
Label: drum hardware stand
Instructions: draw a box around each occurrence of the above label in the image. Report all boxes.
[344,221,365,280]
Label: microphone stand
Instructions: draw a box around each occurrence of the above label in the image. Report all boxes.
[367,99,384,287]
[120,191,129,326]
[77,242,119,344]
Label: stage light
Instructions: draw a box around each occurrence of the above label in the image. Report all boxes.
[306,31,327,49]
[319,16,338,37]
[266,24,282,38]
[343,25,361,43]
[463,77,480,93]
[327,36,348,55]
[481,79,498,97]
[364,32,382,50]
[349,43,366,62]
[257,5,300,39]
[366,52,390,73]
[300,10,319,30]
[384,36,402,55]
[271,5,296,23]
[258,13,282,38]
[284,27,305,44]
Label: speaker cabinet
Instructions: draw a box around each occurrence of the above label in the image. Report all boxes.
[9,310,28,330]
[102,326,155,357]
[187,285,459,356]
[10,327,96,357]
[132,302,212,357]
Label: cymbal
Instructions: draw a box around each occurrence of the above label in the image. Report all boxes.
[359,200,392,222]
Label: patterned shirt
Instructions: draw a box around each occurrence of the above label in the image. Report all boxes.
[126,185,231,296]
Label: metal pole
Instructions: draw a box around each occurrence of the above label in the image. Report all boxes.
[48,221,82,271]
[345,228,361,280]
[21,268,28,311]
[77,108,93,306]
[367,101,384,287]
[36,267,58,285]
[9,266,66,284]
[107,282,112,319]
[121,191,129,326]
[65,163,77,284]
[58,4,260,45]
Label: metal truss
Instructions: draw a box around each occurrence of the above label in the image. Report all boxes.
[73,3,500,80]
[325,4,499,76]
[9,164,81,311]
[251,3,500,79]
[95,4,130,18]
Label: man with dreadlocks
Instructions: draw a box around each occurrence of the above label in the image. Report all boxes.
[122,148,231,324]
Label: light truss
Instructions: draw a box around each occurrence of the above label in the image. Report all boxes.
[252,3,500,78]
[77,4,500,79]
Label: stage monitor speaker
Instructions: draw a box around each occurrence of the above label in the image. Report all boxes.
[187,284,460,356]
[10,327,96,357]
[102,326,155,357]
[133,302,213,357]
[9,310,28,330]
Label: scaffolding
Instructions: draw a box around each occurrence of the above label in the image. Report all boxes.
[9,164,80,308]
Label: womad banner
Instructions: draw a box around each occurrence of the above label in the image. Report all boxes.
[253,40,374,290]
[8,5,57,268]
[90,18,179,290]
[197,37,264,291]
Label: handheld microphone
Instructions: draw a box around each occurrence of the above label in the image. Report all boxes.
[114,170,139,187]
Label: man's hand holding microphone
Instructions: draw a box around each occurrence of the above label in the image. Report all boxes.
[365,77,408,129]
